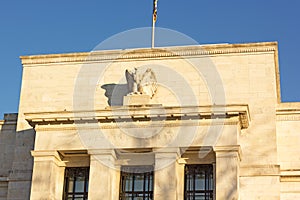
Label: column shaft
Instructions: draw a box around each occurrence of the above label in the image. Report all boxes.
[30,152,64,200]
[215,147,241,200]
[154,150,182,200]
[88,151,119,200]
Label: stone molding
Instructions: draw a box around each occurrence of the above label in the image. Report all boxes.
[20,42,277,66]
[153,147,181,159]
[31,150,90,167]
[213,145,242,161]
[280,176,300,182]
[88,149,117,158]
[25,104,250,131]
[280,170,300,182]
[240,165,280,176]
[31,150,64,167]
[32,119,240,132]
[31,150,62,160]
[276,104,300,121]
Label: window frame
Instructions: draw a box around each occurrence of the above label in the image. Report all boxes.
[63,167,90,200]
[184,164,214,200]
[119,166,154,200]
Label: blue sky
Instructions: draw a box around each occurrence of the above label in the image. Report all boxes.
[0,0,299,117]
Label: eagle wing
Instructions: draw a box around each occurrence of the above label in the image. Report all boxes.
[140,68,157,98]
[125,69,134,93]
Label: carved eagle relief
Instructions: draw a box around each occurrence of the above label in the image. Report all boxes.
[125,68,157,98]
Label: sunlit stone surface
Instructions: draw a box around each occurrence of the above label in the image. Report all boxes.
[0,42,299,199]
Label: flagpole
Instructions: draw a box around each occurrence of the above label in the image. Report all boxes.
[151,0,158,48]
[151,17,155,48]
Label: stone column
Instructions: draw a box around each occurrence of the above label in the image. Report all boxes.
[30,151,65,200]
[88,149,120,200]
[153,148,181,200]
[214,146,241,200]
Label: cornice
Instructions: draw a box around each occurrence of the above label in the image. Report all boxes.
[33,119,240,132]
[280,176,300,182]
[20,42,277,66]
[276,103,300,121]
[280,169,300,182]
[24,104,250,130]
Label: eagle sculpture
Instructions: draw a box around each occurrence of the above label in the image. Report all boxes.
[125,68,157,98]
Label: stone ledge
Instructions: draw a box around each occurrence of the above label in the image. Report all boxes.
[240,165,280,176]
[24,104,250,129]
[20,42,277,65]
[276,105,300,121]
[31,118,241,132]
[281,176,300,182]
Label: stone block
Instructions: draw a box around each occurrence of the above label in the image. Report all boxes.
[123,94,151,106]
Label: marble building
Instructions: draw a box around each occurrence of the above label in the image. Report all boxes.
[0,41,300,200]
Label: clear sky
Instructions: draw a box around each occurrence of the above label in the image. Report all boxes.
[0,0,299,117]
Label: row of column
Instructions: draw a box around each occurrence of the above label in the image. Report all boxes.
[30,146,241,200]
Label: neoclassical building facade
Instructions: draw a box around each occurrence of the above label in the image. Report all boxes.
[0,42,300,200]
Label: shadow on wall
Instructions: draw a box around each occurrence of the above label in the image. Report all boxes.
[0,113,35,200]
[101,84,129,106]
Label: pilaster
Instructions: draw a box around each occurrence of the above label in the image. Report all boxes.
[30,150,65,200]
[214,146,242,200]
[153,148,181,200]
[88,149,120,200]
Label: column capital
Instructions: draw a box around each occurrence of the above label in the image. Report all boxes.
[88,149,117,157]
[153,147,181,157]
[31,150,63,166]
[88,149,117,168]
[177,158,188,165]
[153,148,181,171]
[213,145,242,161]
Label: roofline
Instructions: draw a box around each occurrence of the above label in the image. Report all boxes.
[20,42,278,65]
[19,41,281,103]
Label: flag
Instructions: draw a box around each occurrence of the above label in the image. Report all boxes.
[153,0,158,23]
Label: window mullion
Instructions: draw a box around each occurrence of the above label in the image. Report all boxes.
[72,176,76,200]
[193,168,196,200]
[132,174,135,200]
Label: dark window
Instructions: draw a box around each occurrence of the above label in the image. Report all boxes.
[184,164,214,200]
[63,167,89,200]
[119,166,154,200]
